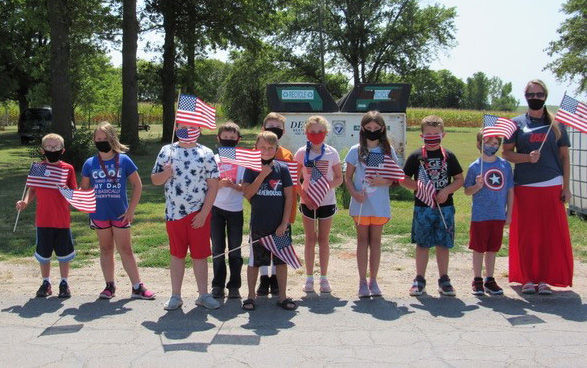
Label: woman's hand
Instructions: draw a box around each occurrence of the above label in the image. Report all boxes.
[528,150,540,163]
[561,187,571,203]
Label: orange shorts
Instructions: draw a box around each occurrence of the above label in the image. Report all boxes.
[352,216,389,226]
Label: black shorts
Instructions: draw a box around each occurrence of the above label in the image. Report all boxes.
[299,203,337,220]
[35,228,75,264]
[248,228,290,267]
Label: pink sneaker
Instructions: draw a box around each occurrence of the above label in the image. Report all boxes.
[131,283,155,300]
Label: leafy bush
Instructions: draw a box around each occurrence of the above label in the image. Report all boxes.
[63,128,95,171]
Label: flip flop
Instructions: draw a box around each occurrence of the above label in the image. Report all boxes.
[277,298,297,311]
[242,298,256,311]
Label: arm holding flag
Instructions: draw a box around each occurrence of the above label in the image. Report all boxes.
[16,186,35,211]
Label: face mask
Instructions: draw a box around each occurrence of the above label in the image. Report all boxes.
[218,139,238,147]
[261,157,274,165]
[483,145,499,156]
[176,127,200,144]
[363,129,384,141]
[421,133,443,148]
[44,150,63,163]
[95,141,112,153]
[306,131,326,145]
[265,127,283,140]
[527,98,545,110]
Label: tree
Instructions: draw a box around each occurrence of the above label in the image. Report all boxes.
[545,0,586,93]
[121,0,139,149]
[137,60,162,102]
[464,72,491,110]
[488,77,518,111]
[276,0,456,85]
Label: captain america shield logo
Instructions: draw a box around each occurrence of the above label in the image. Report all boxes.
[484,168,504,191]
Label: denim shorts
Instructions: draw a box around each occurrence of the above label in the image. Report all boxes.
[411,205,455,248]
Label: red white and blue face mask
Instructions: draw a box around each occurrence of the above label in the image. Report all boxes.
[176,127,200,144]
[420,133,443,149]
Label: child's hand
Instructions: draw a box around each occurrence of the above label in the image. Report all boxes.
[218,178,232,188]
[436,188,449,204]
[162,162,173,180]
[475,175,483,188]
[191,211,207,229]
[352,190,366,203]
[505,215,512,226]
[260,164,272,178]
[301,191,317,210]
[15,200,27,211]
[275,223,287,236]
[365,176,388,187]
[119,210,134,224]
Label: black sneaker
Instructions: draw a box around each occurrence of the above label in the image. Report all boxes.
[438,275,456,296]
[269,275,279,296]
[211,286,225,299]
[99,282,116,299]
[484,277,503,295]
[58,280,71,298]
[36,280,52,297]
[471,277,484,296]
[257,275,270,296]
[409,275,426,296]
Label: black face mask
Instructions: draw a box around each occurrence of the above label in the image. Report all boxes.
[218,139,238,147]
[261,158,274,165]
[363,129,384,141]
[527,98,545,110]
[44,150,63,163]
[265,127,283,140]
[95,141,111,153]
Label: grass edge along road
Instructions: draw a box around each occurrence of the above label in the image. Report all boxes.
[0,124,584,268]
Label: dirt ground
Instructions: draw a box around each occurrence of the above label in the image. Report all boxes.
[0,240,584,300]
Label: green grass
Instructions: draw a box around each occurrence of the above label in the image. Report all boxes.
[1,121,585,268]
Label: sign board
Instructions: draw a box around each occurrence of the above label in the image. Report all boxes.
[266,83,339,112]
[338,83,411,113]
[569,127,587,217]
[279,112,407,164]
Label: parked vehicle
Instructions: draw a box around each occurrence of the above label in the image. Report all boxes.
[18,107,52,145]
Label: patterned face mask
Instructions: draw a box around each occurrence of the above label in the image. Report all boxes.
[420,133,442,148]
[176,127,200,143]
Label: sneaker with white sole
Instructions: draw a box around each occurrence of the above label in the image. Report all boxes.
[438,275,456,296]
[471,277,484,296]
[196,293,220,309]
[303,278,314,293]
[521,282,536,294]
[131,283,155,300]
[164,295,183,310]
[483,277,503,295]
[319,278,331,293]
[409,276,426,296]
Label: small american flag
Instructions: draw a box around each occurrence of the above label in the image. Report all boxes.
[305,166,330,208]
[175,127,200,143]
[416,165,436,208]
[555,95,587,133]
[258,232,301,269]
[277,160,299,185]
[305,159,329,177]
[59,187,96,213]
[482,114,517,139]
[26,163,68,189]
[365,153,405,181]
[218,147,262,172]
[176,94,216,129]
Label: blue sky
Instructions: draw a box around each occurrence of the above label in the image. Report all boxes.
[112,0,582,106]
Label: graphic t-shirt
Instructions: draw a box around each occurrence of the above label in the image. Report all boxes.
[243,161,293,236]
[82,154,137,221]
[504,114,570,185]
[294,144,340,206]
[214,154,245,212]
[34,161,77,228]
[152,143,219,221]
[403,147,463,207]
[464,157,513,221]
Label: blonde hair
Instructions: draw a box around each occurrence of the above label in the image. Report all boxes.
[262,112,286,129]
[94,122,129,153]
[255,131,279,148]
[525,79,561,141]
[420,115,445,132]
[41,133,64,150]
[305,115,330,133]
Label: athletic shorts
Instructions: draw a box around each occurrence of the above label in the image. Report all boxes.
[352,216,389,226]
[248,228,290,267]
[35,227,75,264]
[411,205,455,248]
[300,203,337,220]
[89,218,131,230]
[166,211,211,259]
[469,220,505,253]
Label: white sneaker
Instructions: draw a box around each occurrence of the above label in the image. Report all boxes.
[303,278,314,293]
[196,293,220,309]
[164,295,183,310]
[319,278,332,293]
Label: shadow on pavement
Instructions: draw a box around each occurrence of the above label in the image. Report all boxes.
[60,298,132,322]
[298,293,348,314]
[509,287,586,322]
[240,298,296,336]
[351,297,413,321]
[142,306,216,340]
[410,295,479,318]
[2,297,65,318]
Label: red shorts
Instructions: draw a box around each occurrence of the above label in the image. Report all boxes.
[89,218,130,230]
[166,211,212,260]
[468,220,505,253]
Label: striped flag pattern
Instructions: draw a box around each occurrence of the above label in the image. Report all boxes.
[25,163,68,189]
[59,187,96,213]
[277,160,299,186]
[305,166,330,208]
[305,159,329,176]
[365,153,405,181]
[258,232,301,269]
[176,94,216,129]
[416,165,436,208]
[175,127,200,143]
[218,147,262,172]
[482,114,517,139]
[555,95,587,133]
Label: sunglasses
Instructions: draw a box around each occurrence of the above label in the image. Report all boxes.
[525,92,545,99]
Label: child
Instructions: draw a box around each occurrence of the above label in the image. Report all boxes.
[242,131,296,310]
[464,132,513,295]
[344,111,399,298]
[151,123,220,310]
[211,122,245,299]
[294,116,342,293]
[256,112,299,296]
[81,122,154,300]
[402,115,464,296]
[16,133,77,298]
